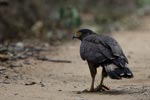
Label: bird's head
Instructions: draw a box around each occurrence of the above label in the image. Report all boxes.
[72,29,95,40]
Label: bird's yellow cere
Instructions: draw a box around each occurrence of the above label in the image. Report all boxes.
[76,31,82,37]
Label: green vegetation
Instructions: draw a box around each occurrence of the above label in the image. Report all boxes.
[0,0,149,42]
[136,0,150,7]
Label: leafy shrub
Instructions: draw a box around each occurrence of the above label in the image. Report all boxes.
[136,0,150,7]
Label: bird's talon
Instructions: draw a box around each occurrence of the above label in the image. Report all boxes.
[102,84,110,90]
[94,85,110,92]
[94,87,105,92]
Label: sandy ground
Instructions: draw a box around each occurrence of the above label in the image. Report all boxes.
[0,17,150,100]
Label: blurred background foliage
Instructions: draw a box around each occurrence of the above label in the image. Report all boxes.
[0,0,150,43]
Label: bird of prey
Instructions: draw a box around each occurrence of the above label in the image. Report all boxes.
[73,29,133,92]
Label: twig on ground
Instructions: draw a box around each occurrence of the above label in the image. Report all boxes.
[37,56,72,63]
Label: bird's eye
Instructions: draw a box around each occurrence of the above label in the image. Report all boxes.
[76,32,82,37]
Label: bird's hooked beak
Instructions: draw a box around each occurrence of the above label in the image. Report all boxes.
[72,33,78,39]
[72,35,77,39]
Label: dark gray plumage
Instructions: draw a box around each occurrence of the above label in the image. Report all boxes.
[73,29,133,92]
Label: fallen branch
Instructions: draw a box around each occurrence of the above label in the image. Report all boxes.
[0,81,10,84]
[37,56,72,63]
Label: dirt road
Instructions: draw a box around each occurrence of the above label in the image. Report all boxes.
[0,17,150,100]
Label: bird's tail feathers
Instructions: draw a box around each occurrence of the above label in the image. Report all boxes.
[104,64,133,79]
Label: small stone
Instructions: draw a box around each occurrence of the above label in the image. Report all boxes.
[0,66,6,71]
[9,63,23,68]
[74,86,77,88]
[23,61,32,65]
[26,52,33,56]
[39,81,45,87]
[76,91,82,94]
[127,55,131,59]
[25,81,36,86]
[15,42,24,52]
[148,75,150,79]
[63,80,67,83]
[78,97,85,100]
[14,93,18,95]
[5,75,9,79]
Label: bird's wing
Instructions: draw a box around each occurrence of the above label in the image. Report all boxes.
[80,36,114,64]
[100,35,128,63]
[82,34,128,65]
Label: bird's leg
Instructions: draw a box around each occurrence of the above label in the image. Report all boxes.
[87,62,97,92]
[95,68,110,91]
[90,71,96,92]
